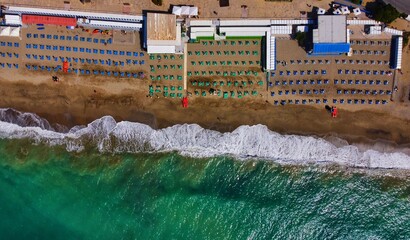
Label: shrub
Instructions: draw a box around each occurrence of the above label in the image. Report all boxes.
[294,31,307,48]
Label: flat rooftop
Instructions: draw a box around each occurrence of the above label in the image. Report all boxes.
[147,13,176,41]
[317,15,346,43]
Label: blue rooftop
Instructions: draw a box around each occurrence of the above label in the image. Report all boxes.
[312,43,350,55]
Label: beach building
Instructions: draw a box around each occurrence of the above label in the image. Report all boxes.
[0,3,405,105]
[312,15,350,55]
[391,36,403,70]
[2,6,143,30]
[4,14,22,26]
[144,13,182,54]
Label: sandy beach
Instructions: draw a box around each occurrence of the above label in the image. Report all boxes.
[0,70,409,146]
[0,0,409,146]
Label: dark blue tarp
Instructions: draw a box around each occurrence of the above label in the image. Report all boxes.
[391,36,401,69]
[312,43,350,55]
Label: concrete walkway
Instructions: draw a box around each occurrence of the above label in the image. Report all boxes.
[183,42,188,91]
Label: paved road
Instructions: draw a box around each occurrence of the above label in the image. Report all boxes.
[383,0,410,15]
[334,0,365,10]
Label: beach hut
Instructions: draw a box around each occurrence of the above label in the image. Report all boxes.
[182,97,188,108]
[331,107,338,117]
[189,7,198,17]
[63,61,69,73]
[10,27,20,37]
[172,6,182,16]
[181,6,190,16]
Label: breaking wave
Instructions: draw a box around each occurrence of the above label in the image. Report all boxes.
[0,108,409,169]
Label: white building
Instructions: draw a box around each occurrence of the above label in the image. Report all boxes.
[145,13,182,54]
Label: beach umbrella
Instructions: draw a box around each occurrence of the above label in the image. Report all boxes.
[353,8,361,16]
[341,7,350,15]
[317,8,326,15]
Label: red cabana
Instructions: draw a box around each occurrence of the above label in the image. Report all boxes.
[182,97,188,108]
[22,15,77,26]
[63,61,69,73]
[331,106,338,118]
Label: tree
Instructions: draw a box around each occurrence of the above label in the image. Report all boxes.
[403,32,410,48]
[350,0,361,4]
[152,0,162,6]
[373,3,400,23]
[294,31,306,49]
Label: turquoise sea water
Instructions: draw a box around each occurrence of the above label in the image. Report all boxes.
[0,139,410,240]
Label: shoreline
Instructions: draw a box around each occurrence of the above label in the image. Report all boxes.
[1,108,410,171]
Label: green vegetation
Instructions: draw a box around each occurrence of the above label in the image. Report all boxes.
[189,36,214,43]
[350,0,361,4]
[196,36,215,41]
[151,0,162,6]
[373,3,400,23]
[294,31,307,49]
[226,36,262,40]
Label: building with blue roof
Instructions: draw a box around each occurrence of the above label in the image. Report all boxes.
[311,15,350,55]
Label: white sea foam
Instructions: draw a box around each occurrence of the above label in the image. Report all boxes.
[0,108,55,131]
[0,109,409,170]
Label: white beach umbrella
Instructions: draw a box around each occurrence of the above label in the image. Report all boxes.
[333,9,342,15]
[341,6,350,15]
[317,8,326,15]
[353,8,361,16]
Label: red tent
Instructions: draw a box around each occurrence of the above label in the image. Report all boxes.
[63,61,69,73]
